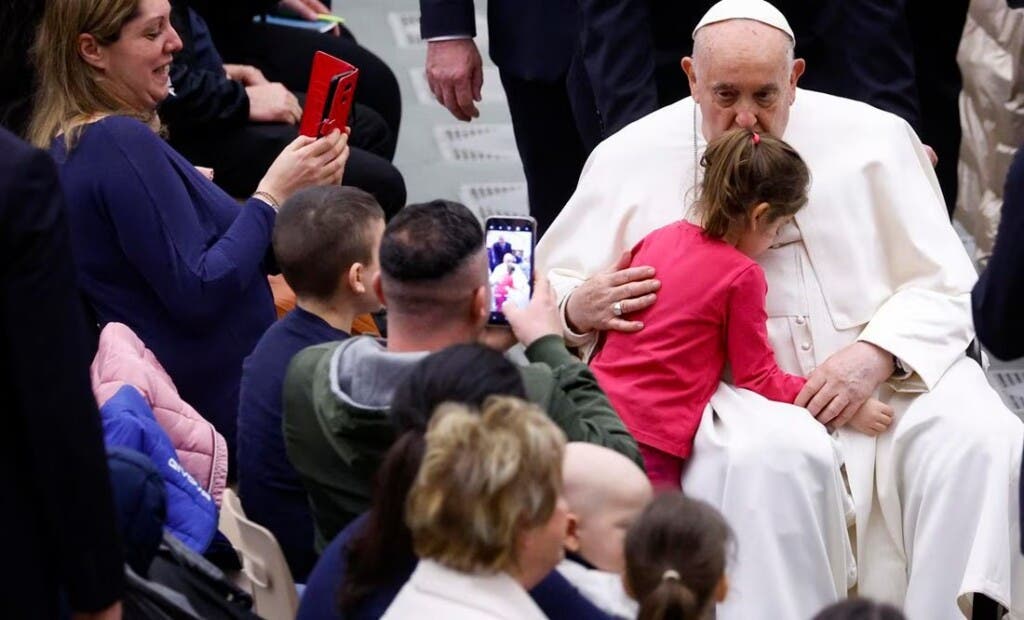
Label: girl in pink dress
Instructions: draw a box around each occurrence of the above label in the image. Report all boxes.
[590,129,894,489]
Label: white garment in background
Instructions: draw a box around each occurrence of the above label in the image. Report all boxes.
[538,90,1024,619]
[557,559,637,619]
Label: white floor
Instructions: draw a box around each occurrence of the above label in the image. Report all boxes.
[335,0,1024,417]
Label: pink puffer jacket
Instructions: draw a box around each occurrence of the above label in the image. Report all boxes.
[91,322,228,506]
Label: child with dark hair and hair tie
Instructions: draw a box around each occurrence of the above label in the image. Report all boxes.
[591,128,894,489]
[623,492,731,620]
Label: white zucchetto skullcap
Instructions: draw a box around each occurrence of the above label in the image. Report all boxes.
[692,0,795,41]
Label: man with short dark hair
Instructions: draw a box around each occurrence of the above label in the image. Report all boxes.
[282,199,640,547]
[237,185,385,580]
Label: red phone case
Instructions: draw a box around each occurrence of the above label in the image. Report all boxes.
[298,51,360,138]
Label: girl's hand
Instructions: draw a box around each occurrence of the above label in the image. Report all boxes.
[843,398,894,437]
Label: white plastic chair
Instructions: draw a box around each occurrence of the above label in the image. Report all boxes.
[218,488,299,620]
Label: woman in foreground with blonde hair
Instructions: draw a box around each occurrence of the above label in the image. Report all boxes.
[383,396,569,619]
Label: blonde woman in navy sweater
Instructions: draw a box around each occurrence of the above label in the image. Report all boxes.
[29,0,349,470]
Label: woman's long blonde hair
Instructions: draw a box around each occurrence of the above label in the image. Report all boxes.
[27,0,151,149]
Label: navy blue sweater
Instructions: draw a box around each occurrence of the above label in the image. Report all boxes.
[238,306,349,580]
[52,116,277,469]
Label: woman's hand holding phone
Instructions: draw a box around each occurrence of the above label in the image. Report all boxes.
[258,128,350,204]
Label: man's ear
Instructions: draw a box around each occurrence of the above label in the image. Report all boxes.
[564,512,581,553]
[78,33,107,71]
[681,57,698,100]
[347,262,366,295]
[471,285,489,326]
[372,272,386,307]
[789,58,806,98]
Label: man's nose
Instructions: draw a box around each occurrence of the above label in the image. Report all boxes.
[734,109,757,129]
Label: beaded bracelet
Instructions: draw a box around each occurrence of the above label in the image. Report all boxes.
[252,190,281,212]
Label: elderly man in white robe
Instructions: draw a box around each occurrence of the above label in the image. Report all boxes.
[536,1,1024,618]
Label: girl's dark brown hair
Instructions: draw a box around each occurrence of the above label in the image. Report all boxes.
[625,492,732,620]
[697,128,810,239]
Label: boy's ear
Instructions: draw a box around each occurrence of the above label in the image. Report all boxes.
[78,33,106,70]
[347,262,366,295]
[564,512,581,553]
[372,272,386,307]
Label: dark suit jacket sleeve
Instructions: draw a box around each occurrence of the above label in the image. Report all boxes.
[159,2,250,132]
[419,0,477,39]
[575,0,659,140]
[973,146,1024,361]
[0,130,124,611]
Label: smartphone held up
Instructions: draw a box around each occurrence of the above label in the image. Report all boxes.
[485,215,537,326]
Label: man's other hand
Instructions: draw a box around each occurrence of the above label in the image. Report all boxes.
[504,274,562,347]
[425,39,483,121]
[278,0,330,20]
[795,341,896,427]
[224,64,269,87]
[247,83,303,125]
[564,250,660,335]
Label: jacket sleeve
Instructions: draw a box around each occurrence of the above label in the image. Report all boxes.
[92,119,275,325]
[725,265,807,403]
[159,3,250,132]
[0,134,124,612]
[973,146,1024,360]
[575,0,659,140]
[161,63,250,131]
[522,335,642,467]
[849,117,977,390]
[419,0,477,38]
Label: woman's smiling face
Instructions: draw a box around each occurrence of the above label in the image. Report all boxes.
[86,0,182,112]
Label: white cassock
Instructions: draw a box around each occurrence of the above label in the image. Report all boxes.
[537,89,1024,619]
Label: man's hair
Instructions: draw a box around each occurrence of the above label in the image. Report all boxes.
[697,128,809,238]
[272,186,385,300]
[692,21,795,68]
[625,493,733,620]
[378,199,485,317]
[406,397,566,573]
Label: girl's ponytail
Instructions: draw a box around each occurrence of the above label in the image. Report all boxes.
[638,570,703,620]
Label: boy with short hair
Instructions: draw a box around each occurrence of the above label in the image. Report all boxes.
[237,185,385,581]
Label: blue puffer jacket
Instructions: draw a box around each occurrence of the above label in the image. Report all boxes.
[100,385,217,552]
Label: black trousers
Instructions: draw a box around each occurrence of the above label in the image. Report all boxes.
[218,22,402,146]
[907,0,969,217]
[500,71,589,236]
[169,104,406,218]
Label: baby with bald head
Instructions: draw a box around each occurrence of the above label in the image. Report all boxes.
[558,442,654,617]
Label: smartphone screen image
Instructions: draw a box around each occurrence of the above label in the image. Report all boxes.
[485,216,536,325]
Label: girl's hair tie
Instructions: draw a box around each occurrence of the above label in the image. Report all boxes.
[662,569,681,582]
